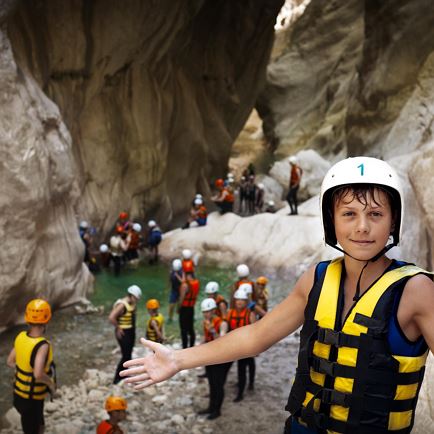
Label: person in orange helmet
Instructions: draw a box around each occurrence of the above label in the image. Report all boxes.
[7,299,56,434]
[211,178,234,214]
[97,396,127,434]
[146,299,165,343]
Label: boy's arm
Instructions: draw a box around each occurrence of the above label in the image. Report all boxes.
[178,282,188,306]
[151,320,163,341]
[33,343,56,393]
[121,265,314,389]
[7,348,16,368]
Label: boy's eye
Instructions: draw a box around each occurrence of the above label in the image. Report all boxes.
[370,211,382,217]
[342,211,354,217]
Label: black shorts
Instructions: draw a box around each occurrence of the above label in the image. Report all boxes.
[13,393,45,434]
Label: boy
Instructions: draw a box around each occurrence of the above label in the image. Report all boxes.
[97,396,127,434]
[178,271,200,348]
[7,299,56,434]
[121,157,434,434]
[146,299,165,343]
[168,259,183,322]
[205,281,228,319]
[147,220,162,265]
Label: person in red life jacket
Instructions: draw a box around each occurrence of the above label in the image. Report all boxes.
[97,396,127,434]
[168,259,184,323]
[212,178,234,214]
[109,226,128,276]
[227,287,256,402]
[178,272,200,349]
[230,263,256,308]
[117,211,131,232]
[254,276,269,319]
[181,249,195,274]
[197,298,230,420]
[121,157,434,434]
[146,299,165,344]
[205,281,228,319]
[183,198,208,229]
[109,285,142,384]
[125,223,142,262]
[7,299,56,434]
[147,220,162,265]
[286,155,303,215]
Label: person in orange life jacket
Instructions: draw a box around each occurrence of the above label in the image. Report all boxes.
[230,263,256,308]
[97,396,127,434]
[178,272,200,349]
[197,298,230,420]
[255,183,265,214]
[183,198,208,229]
[211,178,234,214]
[117,211,131,232]
[227,287,256,402]
[205,281,228,319]
[125,223,142,261]
[7,299,56,434]
[121,157,434,434]
[287,156,303,215]
[254,276,269,319]
[109,285,142,384]
[146,299,165,344]
[109,226,128,276]
[181,249,195,274]
[147,220,162,265]
[168,259,184,323]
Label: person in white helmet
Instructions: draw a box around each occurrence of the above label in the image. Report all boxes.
[205,281,228,319]
[108,285,142,384]
[197,298,230,420]
[79,220,92,266]
[146,220,162,265]
[183,198,208,229]
[255,182,265,213]
[230,264,255,308]
[125,223,143,263]
[121,157,434,434]
[168,259,184,323]
[287,155,303,215]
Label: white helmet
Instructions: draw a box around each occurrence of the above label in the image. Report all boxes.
[127,285,142,299]
[205,281,219,294]
[201,298,217,312]
[267,200,275,207]
[320,156,403,247]
[148,220,157,228]
[233,288,249,300]
[289,156,297,164]
[132,223,142,232]
[195,194,203,199]
[99,244,109,253]
[194,198,203,206]
[182,249,192,259]
[227,172,234,178]
[79,220,89,229]
[236,264,249,278]
[172,259,182,271]
[238,283,253,294]
[257,183,265,190]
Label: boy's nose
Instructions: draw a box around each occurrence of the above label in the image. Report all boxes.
[355,216,369,232]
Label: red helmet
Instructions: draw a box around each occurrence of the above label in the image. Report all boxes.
[119,211,128,220]
[215,178,224,188]
[116,225,124,234]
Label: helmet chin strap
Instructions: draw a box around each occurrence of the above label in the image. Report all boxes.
[329,243,397,301]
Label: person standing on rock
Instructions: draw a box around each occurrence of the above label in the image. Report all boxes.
[168,259,184,323]
[109,285,142,384]
[238,175,248,214]
[178,271,200,349]
[121,156,434,434]
[246,174,257,215]
[97,396,127,434]
[146,220,162,265]
[286,155,303,215]
[7,299,56,434]
[198,298,230,420]
[211,178,234,214]
[255,183,265,214]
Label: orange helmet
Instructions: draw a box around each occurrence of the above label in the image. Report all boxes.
[105,396,127,412]
[256,276,268,285]
[146,299,160,310]
[215,178,224,188]
[119,212,128,220]
[25,299,52,324]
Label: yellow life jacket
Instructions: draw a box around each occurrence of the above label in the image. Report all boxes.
[14,331,54,400]
[115,298,136,329]
[286,257,432,434]
[146,313,164,342]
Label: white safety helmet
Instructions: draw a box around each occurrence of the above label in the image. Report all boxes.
[182,249,193,260]
[132,223,142,232]
[257,183,265,190]
[289,156,297,164]
[148,220,157,228]
[195,193,203,199]
[267,200,275,207]
[194,198,203,206]
[127,285,142,299]
[99,244,109,253]
[238,282,253,294]
[227,172,234,178]
[79,220,89,229]
[320,156,403,248]
[233,288,249,300]
[236,264,250,278]
[201,298,217,312]
[172,259,182,271]
[205,281,219,294]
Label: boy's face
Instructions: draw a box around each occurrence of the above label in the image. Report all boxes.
[202,310,214,320]
[235,299,248,310]
[147,308,158,316]
[333,188,393,261]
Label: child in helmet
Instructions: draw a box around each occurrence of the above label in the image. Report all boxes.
[204,281,228,319]
[183,198,208,229]
[7,299,56,434]
[212,178,234,214]
[146,299,165,343]
[254,276,269,318]
[181,249,195,274]
[198,298,230,420]
[97,396,127,434]
[122,157,434,434]
[147,220,162,265]
[230,264,255,307]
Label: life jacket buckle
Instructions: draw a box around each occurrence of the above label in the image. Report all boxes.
[313,357,337,377]
[322,388,350,407]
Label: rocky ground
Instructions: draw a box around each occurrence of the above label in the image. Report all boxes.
[2,333,300,434]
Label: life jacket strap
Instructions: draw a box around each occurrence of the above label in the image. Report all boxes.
[317,328,386,351]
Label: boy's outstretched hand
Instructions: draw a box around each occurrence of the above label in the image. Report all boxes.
[120,338,179,389]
